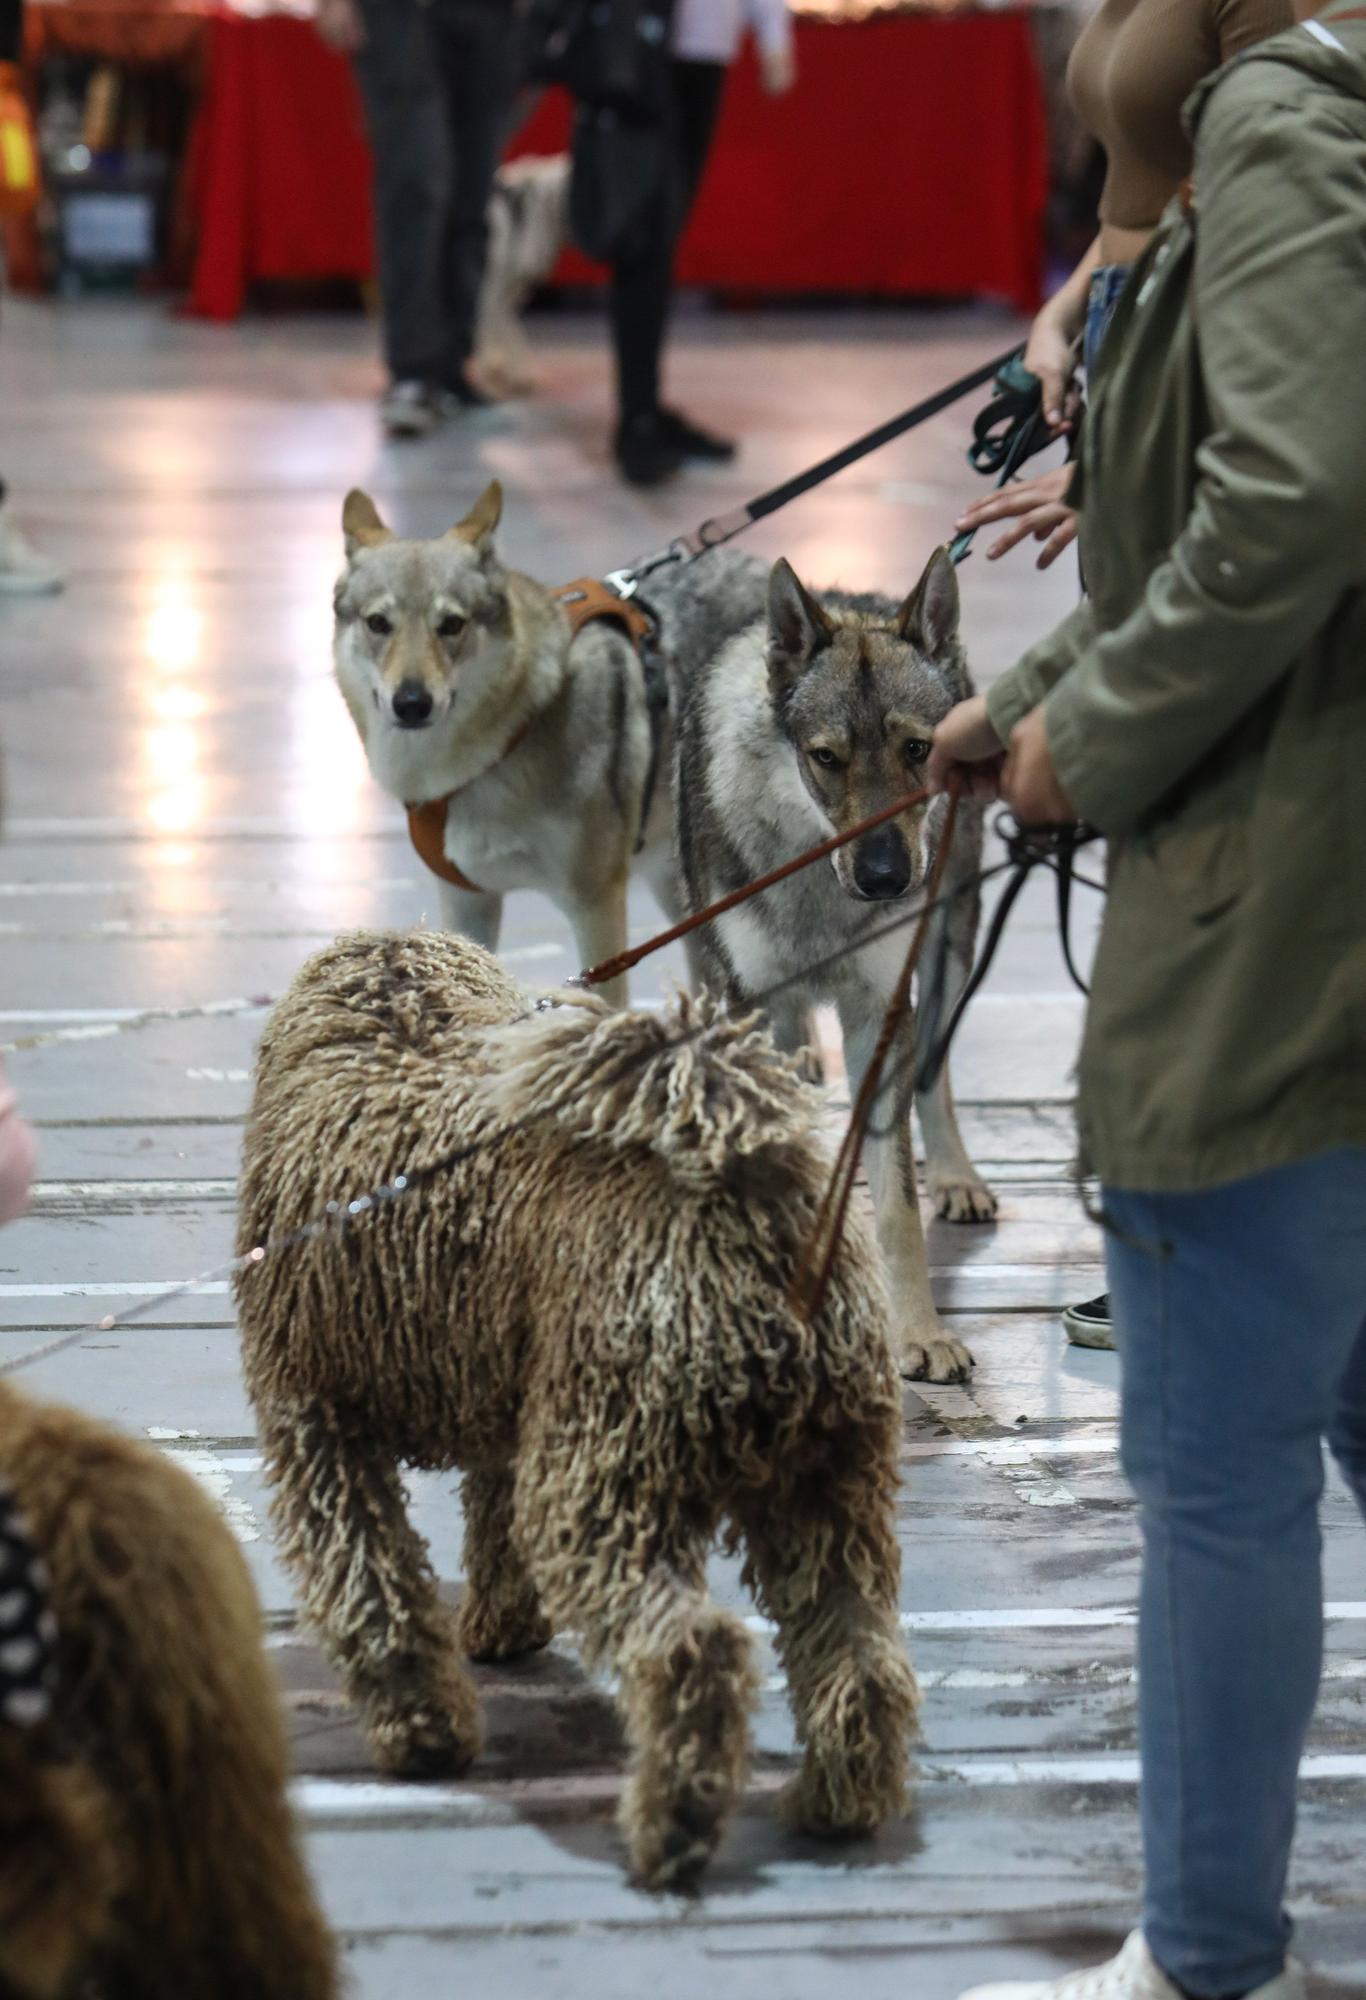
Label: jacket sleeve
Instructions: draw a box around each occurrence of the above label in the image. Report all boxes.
[985,597,1097,745]
[1043,76,1366,836]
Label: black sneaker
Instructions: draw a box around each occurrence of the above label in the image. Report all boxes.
[660,406,737,463]
[1063,1292,1114,1350]
[614,412,685,488]
[380,379,441,439]
[441,369,497,412]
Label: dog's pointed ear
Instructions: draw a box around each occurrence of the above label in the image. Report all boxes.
[896,546,960,657]
[342,489,393,557]
[767,559,833,695]
[450,481,503,557]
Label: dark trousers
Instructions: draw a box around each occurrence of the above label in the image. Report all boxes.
[354,0,515,385]
[609,57,726,423]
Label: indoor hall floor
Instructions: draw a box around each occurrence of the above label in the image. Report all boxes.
[1,296,1363,1998]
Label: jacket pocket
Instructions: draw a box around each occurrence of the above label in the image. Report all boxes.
[1144,816,1248,924]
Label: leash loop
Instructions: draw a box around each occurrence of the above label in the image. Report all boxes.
[947,355,1054,567]
[914,815,1101,1095]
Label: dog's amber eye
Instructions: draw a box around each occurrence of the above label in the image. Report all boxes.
[903,739,930,767]
[366,612,393,637]
[810,746,842,771]
[437,614,466,641]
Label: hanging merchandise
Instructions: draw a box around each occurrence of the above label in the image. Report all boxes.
[0,60,38,218]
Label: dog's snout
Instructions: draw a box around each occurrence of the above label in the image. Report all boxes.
[852,826,912,901]
[391,680,435,728]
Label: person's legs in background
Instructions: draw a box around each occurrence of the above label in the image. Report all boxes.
[608,57,730,486]
[1106,1152,1366,1998]
[352,0,452,437]
[428,0,516,410]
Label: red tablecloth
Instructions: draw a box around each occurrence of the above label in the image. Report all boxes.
[187,8,1046,321]
[186,13,374,319]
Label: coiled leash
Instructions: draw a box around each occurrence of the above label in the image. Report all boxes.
[945,355,1055,567]
[913,818,1103,1102]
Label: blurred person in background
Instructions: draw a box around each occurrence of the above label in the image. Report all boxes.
[0,0,63,593]
[316,0,517,438]
[955,0,1291,1352]
[607,0,794,486]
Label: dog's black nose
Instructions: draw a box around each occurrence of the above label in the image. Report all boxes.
[852,827,912,900]
[392,681,435,728]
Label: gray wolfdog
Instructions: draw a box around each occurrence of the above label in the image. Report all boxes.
[659,546,994,1384]
[333,482,679,1008]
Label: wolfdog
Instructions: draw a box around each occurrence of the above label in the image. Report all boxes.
[664,546,995,1383]
[333,481,679,1007]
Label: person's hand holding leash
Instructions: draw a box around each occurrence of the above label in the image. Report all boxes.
[928,695,1007,802]
[1000,707,1077,826]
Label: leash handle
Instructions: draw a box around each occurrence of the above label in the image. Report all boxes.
[577,784,934,989]
[947,359,1053,568]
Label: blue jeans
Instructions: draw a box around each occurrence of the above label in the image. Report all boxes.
[1105,1151,1366,1996]
[1084,261,1131,379]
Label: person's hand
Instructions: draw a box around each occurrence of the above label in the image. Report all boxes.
[316,0,364,54]
[760,41,796,94]
[954,462,1079,569]
[1022,308,1081,434]
[1001,707,1077,826]
[928,694,1007,802]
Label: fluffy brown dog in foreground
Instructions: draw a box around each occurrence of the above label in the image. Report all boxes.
[235,929,918,1889]
[0,1383,338,2000]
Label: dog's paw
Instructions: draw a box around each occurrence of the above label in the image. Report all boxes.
[899,1334,975,1384]
[931,1173,998,1225]
[460,1592,553,1663]
[366,1682,483,1779]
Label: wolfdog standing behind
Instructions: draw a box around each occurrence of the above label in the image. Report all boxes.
[660,546,995,1383]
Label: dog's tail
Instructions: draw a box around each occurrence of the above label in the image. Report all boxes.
[479,988,819,1188]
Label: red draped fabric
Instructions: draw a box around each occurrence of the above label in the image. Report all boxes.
[186,7,1046,322]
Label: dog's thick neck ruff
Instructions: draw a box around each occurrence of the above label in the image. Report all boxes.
[405,580,654,896]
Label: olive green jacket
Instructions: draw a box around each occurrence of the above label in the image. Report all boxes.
[985,12,1366,1192]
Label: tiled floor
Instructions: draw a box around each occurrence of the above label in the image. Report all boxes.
[1,296,1363,1998]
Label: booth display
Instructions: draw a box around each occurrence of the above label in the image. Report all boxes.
[13,0,1050,315]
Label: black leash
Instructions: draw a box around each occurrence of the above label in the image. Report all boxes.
[946,355,1055,567]
[912,816,1102,1100]
[605,343,1033,599]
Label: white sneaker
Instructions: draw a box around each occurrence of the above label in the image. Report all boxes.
[0,504,65,595]
[957,1931,1306,2000]
[380,379,440,439]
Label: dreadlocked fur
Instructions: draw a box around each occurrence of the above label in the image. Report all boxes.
[0,1383,338,2000]
[236,928,918,1890]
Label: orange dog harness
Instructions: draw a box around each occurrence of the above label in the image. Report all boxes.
[405,580,655,897]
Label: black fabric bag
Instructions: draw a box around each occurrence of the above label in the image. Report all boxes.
[569,101,667,261]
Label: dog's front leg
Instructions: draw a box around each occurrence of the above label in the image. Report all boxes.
[567,878,630,1009]
[438,879,504,952]
[916,924,997,1225]
[837,1004,973,1385]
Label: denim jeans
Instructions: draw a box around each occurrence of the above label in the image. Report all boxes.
[1105,1151,1366,1996]
[1084,261,1132,380]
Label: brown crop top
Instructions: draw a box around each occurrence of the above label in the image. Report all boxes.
[1067,0,1292,230]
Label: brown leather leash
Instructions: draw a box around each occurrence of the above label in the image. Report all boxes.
[574,783,936,990]
[405,579,656,897]
[565,769,963,1325]
[790,781,961,1323]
